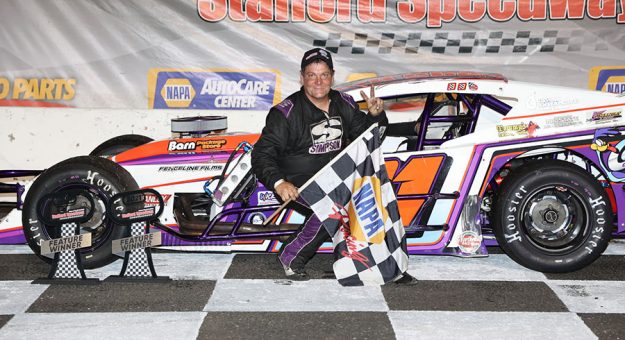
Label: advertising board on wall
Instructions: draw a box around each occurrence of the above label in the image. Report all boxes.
[0,0,624,109]
[148,69,281,110]
[589,66,625,94]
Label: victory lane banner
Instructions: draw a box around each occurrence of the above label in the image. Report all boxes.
[148,68,281,110]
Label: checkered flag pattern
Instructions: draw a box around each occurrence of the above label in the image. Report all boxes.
[299,125,408,286]
[52,223,82,279]
[120,222,153,278]
[313,30,609,55]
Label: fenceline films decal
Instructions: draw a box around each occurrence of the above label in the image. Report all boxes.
[148,69,281,110]
[197,0,625,27]
[589,66,625,94]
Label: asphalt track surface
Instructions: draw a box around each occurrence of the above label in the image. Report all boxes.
[1,242,625,339]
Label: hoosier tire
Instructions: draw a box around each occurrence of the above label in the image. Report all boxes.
[22,156,139,269]
[493,160,613,273]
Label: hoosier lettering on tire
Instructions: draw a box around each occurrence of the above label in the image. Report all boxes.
[22,156,139,269]
[493,160,613,273]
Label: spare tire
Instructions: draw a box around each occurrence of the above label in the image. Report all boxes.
[22,156,139,269]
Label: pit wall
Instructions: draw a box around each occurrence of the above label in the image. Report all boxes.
[0,107,268,169]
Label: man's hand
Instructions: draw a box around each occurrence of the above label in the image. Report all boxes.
[275,181,299,202]
[360,85,384,116]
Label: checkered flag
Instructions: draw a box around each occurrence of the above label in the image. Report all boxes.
[299,125,408,286]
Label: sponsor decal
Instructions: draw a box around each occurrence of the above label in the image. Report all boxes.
[198,0,625,27]
[458,231,481,254]
[589,66,625,94]
[120,207,156,220]
[257,191,279,205]
[167,139,228,153]
[496,121,539,138]
[526,95,579,110]
[149,69,280,110]
[348,176,388,244]
[588,109,622,124]
[50,208,86,221]
[145,193,172,206]
[591,128,625,182]
[196,139,228,149]
[545,115,581,128]
[447,82,476,91]
[158,165,223,172]
[248,212,266,224]
[309,117,343,154]
[168,141,196,151]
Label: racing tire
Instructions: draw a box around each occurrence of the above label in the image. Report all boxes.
[89,134,153,157]
[493,160,613,273]
[22,156,139,269]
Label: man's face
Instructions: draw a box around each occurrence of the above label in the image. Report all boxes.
[300,61,333,102]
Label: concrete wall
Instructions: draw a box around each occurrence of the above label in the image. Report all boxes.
[0,107,268,169]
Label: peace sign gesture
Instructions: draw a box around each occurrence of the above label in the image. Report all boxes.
[360,85,384,116]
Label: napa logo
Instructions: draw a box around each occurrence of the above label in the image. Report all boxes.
[589,66,625,94]
[160,78,196,108]
[348,176,387,244]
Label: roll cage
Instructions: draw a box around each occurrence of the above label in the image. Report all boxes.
[382,92,512,151]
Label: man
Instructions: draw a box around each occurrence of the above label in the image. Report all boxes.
[252,48,416,284]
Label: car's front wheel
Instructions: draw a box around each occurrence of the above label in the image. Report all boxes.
[493,160,613,272]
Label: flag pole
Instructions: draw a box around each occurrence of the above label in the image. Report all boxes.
[262,199,291,226]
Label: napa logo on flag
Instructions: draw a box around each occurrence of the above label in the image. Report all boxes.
[348,176,388,244]
[148,68,281,110]
[589,66,625,94]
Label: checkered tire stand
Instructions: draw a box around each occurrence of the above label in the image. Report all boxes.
[313,30,611,54]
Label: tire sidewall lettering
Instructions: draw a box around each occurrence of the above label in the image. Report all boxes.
[585,195,607,254]
[498,165,613,271]
[504,185,525,243]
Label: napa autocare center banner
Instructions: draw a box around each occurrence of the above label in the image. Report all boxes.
[1,0,625,110]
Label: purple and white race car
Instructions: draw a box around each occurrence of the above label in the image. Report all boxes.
[1,71,624,273]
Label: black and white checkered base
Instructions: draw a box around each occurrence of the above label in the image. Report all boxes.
[105,222,169,282]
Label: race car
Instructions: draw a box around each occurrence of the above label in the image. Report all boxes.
[1,71,624,273]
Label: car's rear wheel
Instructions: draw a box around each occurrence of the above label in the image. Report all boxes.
[22,156,139,269]
[90,134,153,157]
[493,160,612,272]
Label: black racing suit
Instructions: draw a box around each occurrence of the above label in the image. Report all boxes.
[251,87,388,270]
